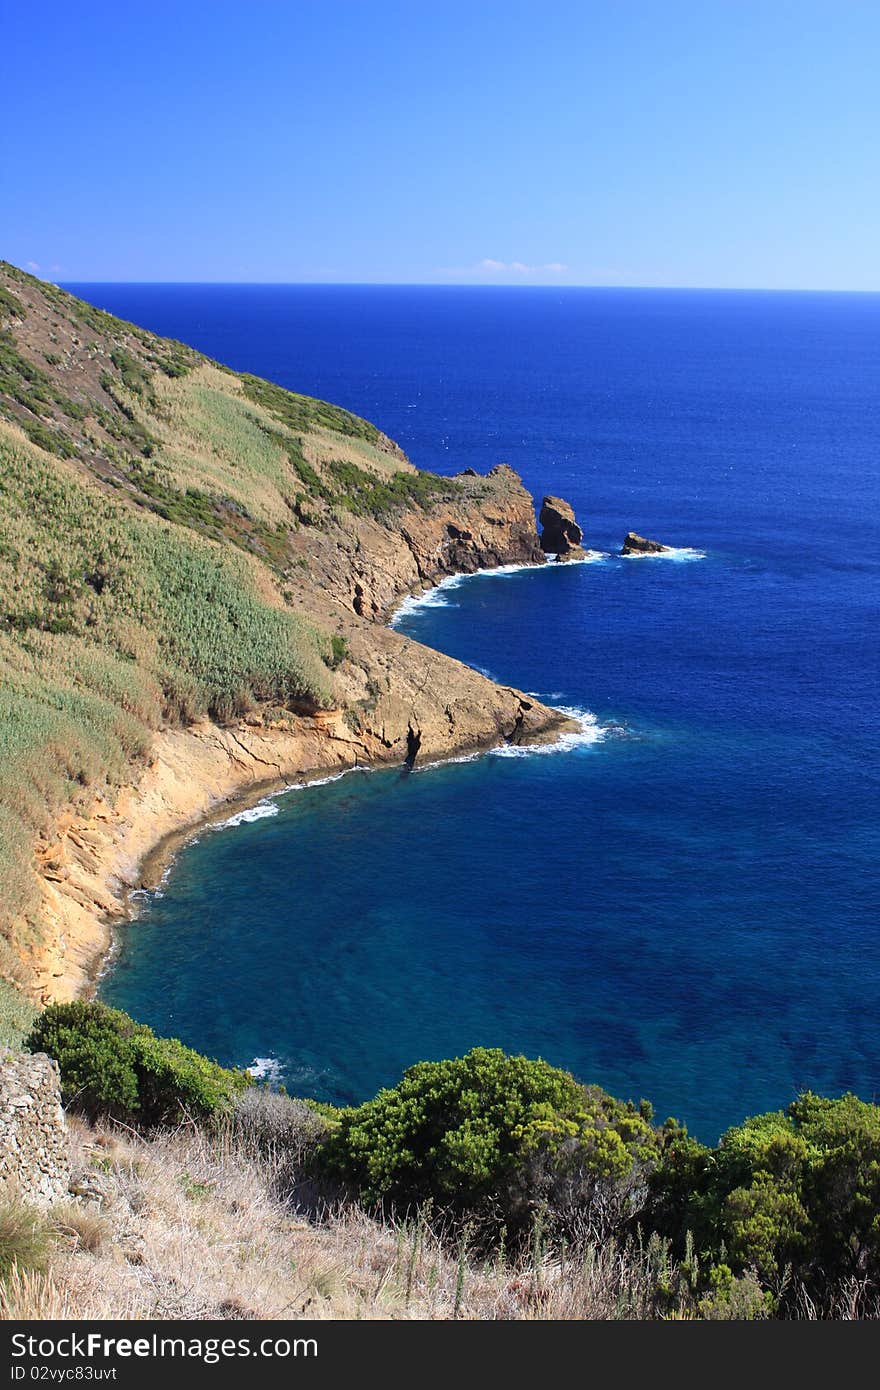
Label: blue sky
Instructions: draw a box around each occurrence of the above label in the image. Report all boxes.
[3,1,878,288]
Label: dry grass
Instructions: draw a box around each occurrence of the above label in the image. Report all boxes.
[0,1266,75,1319]
[134,367,413,527]
[51,1202,111,1254]
[0,1118,668,1321]
[145,368,300,526]
[302,426,415,481]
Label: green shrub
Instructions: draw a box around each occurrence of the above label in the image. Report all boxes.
[649,1090,880,1299]
[319,1047,662,1236]
[131,1031,248,1123]
[326,634,348,669]
[109,348,152,400]
[26,1001,248,1126]
[240,373,383,446]
[327,459,460,518]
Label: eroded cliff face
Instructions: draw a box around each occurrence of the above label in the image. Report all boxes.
[288,464,546,621]
[273,459,567,772]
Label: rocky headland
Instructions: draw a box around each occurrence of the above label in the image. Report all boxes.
[0,262,583,1008]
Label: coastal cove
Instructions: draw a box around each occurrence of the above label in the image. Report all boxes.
[62,285,880,1143]
[10,6,880,1326]
[29,593,576,1005]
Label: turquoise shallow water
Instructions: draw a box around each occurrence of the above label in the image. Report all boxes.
[80,284,880,1141]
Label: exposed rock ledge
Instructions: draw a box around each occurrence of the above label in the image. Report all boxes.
[26,464,579,1004]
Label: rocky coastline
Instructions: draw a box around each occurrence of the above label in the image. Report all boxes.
[28,469,583,1005]
[0,262,592,1013]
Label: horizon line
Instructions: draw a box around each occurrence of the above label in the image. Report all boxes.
[53,278,880,295]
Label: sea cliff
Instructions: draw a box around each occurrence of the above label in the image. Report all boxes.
[0,262,575,1010]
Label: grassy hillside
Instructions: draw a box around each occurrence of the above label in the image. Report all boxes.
[0,262,468,1034]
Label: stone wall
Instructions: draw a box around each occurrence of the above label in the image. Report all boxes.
[0,1051,70,1207]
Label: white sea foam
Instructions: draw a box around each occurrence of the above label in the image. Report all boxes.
[550,549,609,564]
[490,705,606,757]
[285,771,351,793]
[211,770,353,833]
[390,587,459,624]
[621,546,706,562]
[247,1056,284,1083]
[389,558,569,627]
[415,751,482,772]
[217,800,280,830]
[413,706,606,771]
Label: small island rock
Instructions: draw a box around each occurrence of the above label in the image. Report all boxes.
[621,531,671,555]
[539,496,585,562]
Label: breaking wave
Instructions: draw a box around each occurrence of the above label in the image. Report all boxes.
[212,771,352,833]
[246,1056,284,1083]
[622,546,706,562]
[489,705,606,757]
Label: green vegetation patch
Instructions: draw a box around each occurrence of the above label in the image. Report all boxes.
[0,288,25,322]
[108,348,153,400]
[320,1046,662,1231]
[328,459,462,518]
[27,1001,249,1126]
[241,372,383,446]
[650,1091,880,1296]
[0,332,88,454]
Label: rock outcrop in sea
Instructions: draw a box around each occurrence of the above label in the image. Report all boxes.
[539,495,585,561]
[621,531,671,555]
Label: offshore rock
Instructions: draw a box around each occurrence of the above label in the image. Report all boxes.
[539,495,585,561]
[621,531,671,555]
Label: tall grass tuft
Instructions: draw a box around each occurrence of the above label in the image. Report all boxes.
[0,1198,55,1279]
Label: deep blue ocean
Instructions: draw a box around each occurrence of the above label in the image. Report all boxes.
[68,284,880,1141]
